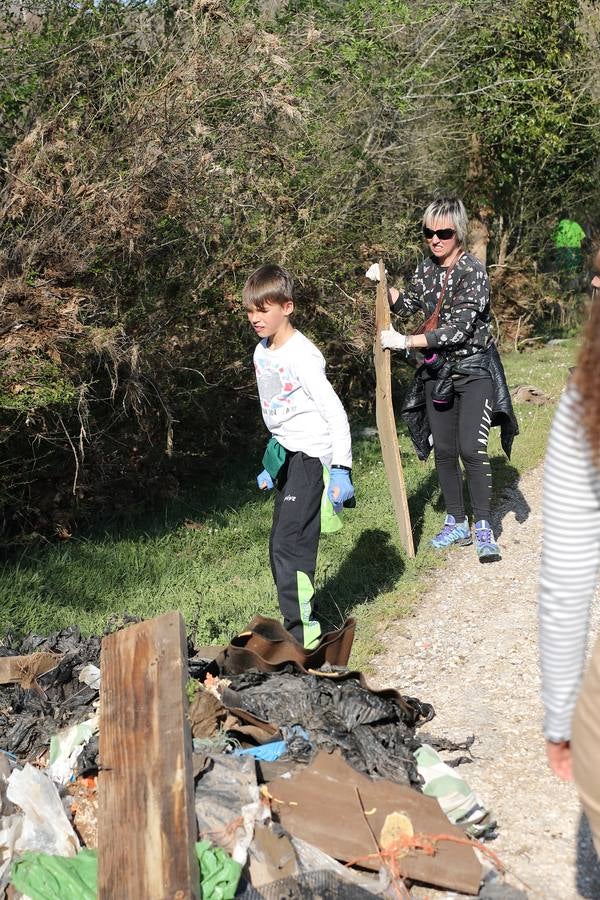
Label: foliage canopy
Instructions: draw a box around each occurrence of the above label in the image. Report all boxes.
[0,0,598,538]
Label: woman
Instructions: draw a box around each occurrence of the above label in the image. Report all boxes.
[539,249,600,853]
[369,197,518,561]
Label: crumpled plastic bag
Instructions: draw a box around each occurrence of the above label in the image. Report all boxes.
[196,840,242,900]
[0,815,23,894]
[6,765,79,858]
[224,670,429,787]
[78,665,101,691]
[10,849,97,900]
[415,743,496,839]
[0,626,101,758]
[48,716,98,785]
[195,755,263,866]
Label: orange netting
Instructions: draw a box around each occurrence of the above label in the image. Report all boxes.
[345,831,506,900]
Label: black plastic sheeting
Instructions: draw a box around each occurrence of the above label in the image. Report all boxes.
[222,669,434,788]
[0,626,102,760]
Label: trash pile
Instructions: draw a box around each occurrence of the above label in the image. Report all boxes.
[0,626,102,896]
[0,616,524,899]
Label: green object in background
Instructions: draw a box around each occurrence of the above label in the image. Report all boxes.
[196,840,242,900]
[11,849,97,900]
[554,218,586,249]
[262,437,287,482]
[10,842,241,900]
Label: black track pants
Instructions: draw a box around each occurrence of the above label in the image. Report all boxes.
[269,451,323,648]
[425,374,494,523]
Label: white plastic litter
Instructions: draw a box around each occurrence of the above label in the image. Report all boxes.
[365,262,381,282]
[0,752,16,816]
[7,764,79,857]
[48,715,99,785]
[0,814,22,892]
[78,664,101,690]
[48,716,98,784]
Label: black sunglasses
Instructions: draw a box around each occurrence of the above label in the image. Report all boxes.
[423,226,456,240]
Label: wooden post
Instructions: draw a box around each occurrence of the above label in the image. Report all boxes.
[374,260,415,557]
[98,612,200,900]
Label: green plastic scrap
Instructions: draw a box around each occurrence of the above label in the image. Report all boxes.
[11,849,97,900]
[196,840,242,900]
[10,842,241,900]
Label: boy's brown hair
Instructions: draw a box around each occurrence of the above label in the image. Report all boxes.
[242,264,294,311]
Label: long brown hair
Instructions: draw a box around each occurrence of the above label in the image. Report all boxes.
[574,248,600,460]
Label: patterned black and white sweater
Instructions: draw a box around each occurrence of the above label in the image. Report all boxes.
[391,252,493,362]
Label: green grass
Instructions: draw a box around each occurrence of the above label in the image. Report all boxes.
[0,340,577,669]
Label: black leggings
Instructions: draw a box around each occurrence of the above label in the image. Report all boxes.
[425,374,494,523]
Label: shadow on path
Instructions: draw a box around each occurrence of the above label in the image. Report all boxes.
[490,458,531,539]
[408,469,444,552]
[315,528,404,632]
[577,812,600,899]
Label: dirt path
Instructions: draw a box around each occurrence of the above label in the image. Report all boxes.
[371,465,600,899]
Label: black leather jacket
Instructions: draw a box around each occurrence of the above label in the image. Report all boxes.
[400,344,519,461]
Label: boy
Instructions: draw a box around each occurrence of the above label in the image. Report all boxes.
[244,264,354,648]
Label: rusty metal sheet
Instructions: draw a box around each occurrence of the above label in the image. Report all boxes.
[268,750,482,895]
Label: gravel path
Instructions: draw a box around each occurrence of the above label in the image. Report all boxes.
[370,464,600,899]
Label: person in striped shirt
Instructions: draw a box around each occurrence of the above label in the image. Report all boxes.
[539,248,600,854]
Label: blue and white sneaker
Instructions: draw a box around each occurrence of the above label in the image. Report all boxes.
[475,520,501,563]
[431,515,472,550]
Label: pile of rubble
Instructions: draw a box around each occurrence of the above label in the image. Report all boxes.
[0,616,525,899]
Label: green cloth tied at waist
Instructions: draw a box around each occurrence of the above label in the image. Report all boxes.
[262,437,288,481]
[261,438,343,534]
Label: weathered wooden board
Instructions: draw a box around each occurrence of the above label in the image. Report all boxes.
[374,260,415,557]
[98,612,199,900]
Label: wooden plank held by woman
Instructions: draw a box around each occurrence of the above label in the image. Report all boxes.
[374,260,415,557]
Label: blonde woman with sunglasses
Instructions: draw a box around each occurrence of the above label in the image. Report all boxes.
[367,197,518,561]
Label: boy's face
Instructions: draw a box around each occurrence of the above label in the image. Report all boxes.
[247,299,293,338]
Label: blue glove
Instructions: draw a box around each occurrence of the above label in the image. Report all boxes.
[257,469,273,491]
[327,467,354,513]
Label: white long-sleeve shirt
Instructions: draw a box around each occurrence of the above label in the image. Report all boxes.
[539,386,600,741]
[253,330,352,469]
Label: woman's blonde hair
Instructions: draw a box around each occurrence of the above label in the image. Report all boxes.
[423,197,469,246]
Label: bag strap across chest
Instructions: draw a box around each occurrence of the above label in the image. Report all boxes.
[416,252,463,334]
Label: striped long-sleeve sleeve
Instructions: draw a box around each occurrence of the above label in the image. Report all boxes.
[539,387,600,741]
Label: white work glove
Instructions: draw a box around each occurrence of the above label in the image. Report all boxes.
[380,324,407,351]
[365,262,383,282]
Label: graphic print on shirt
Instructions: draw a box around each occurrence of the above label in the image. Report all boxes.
[391,254,492,361]
[255,356,300,417]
